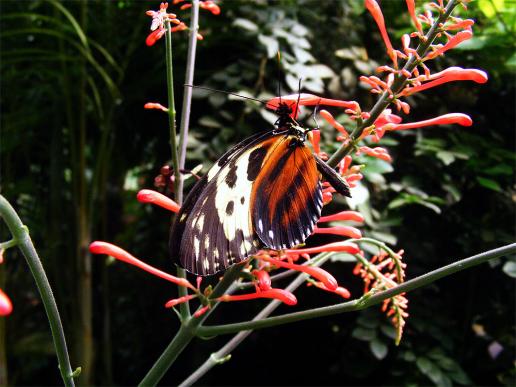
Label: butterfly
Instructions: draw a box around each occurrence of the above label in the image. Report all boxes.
[169,99,351,276]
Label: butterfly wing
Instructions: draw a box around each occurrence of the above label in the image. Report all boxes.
[251,135,323,250]
[170,131,274,276]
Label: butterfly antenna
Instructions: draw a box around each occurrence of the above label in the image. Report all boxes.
[184,84,268,105]
[294,78,303,119]
[277,51,282,106]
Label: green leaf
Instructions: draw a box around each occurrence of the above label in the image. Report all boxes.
[436,150,455,165]
[478,0,505,18]
[351,326,377,341]
[380,324,397,340]
[198,116,222,128]
[416,357,433,374]
[258,34,279,58]
[367,231,397,245]
[502,261,516,278]
[476,177,503,192]
[233,18,258,32]
[329,253,357,263]
[403,351,417,362]
[370,339,388,360]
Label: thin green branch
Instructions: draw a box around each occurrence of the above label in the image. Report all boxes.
[197,243,516,336]
[164,18,190,320]
[327,0,460,167]
[0,195,76,386]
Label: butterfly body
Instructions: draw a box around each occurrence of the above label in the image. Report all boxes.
[170,104,350,276]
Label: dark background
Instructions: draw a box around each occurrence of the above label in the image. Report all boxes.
[1,0,514,385]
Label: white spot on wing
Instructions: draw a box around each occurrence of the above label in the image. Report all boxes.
[258,219,263,232]
[268,230,274,239]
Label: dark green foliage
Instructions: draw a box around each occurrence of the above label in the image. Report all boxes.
[0,0,514,385]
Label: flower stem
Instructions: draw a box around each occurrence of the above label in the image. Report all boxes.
[197,243,516,336]
[175,0,200,319]
[327,0,460,167]
[164,17,190,320]
[0,195,75,387]
[177,0,200,200]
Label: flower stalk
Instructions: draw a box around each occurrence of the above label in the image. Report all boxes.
[0,195,76,387]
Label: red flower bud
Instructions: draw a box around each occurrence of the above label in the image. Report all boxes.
[318,210,365,223]
[194,305,211,318]
[146,27,166,46]
[165,294,197,308]
[144,102,169,112]
[425,30,473,59]
[313,226,362,239]
[137,189,180,213]
[319,109,348,136]
[0,289,13,316]
[218,288,297,306]
[252,270,272,291]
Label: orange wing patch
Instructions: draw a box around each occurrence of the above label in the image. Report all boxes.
[251,135,323,250]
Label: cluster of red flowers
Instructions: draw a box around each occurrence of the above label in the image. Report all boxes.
[145,0,220,46]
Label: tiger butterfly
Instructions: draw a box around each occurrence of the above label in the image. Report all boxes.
[169,99,351,276]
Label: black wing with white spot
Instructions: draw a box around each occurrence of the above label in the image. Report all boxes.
[169,131,275,276]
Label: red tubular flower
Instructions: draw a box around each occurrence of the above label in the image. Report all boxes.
[200,1,221,15]
[218,288,297,306]
[425,30,473,60]
[405,0,422,34]
[445,19,474,31]
[313,226,362,239]
[0,288,13,316]
[165,294,197,308]
[382,113,472,132]
[286,241,360,256]
[194,305,211,317]
[318,210,365,223]
[137,189,180,213]
[89,241,195,290]
[146,27,166,46]
[365,0,396,66]
[266,94,359,119]
[144,102,169,112]
[171,22,187,32]
[311,281,351,299]
[401,67,488,96]
[309,129,321,155]
[261,255,339,291]
[252,270,272,291]
[319,109,348,136]
[358,146,392,162]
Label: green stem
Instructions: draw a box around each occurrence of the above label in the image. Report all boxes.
[0,195,75,386]
[164,18,190,320]
[198,243,516,336]
[327,0,460,167]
